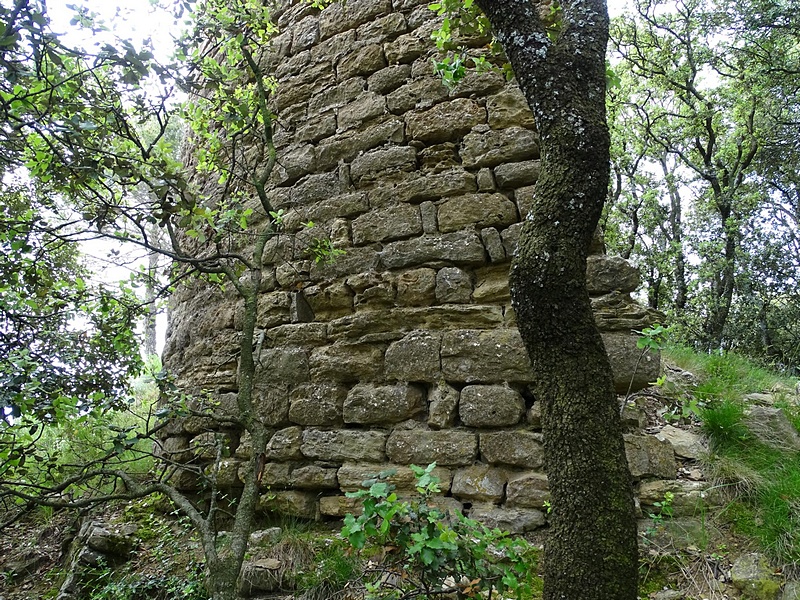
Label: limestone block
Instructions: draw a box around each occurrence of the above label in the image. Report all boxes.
[435,267,472,303]
[289,383,347,426]
[303,281,354,320]
[494,160,540,189]
[500,221,521,256]
[306,192,369,222]
[591,291,664,332]
[337,463,452,493]
[473,266,511,303]
[292,172,342,205]
[337,92,387,132]
[301,429,388,462]
[437,192,518,233]
[480,431,544,468]
[266,323,328,347]
[265,427,303,461]
[460,126,540,168]
[385,330,442,382]
[352,204,422,244]
[368,168,477,206]
[353,279,396,309]
[441,329,533,383]
[381,232,487,269]
[730,554,781,600]
[420,143,460,172]
[308,77,366,115]
[310,246,381,281]
[405,98,486,144]
[337,44,387,80]
[638,479,719,517]
[586,255,641,294]
[624,434,676,480]
[256,348,309,383]
[153,436,191,463]
[319,0,393,40]
[449,70,505,99]
[487,86,536,129]
[292,15,320,52]
[386,429,478,466]
[291,465,339,490]
[396,268,437,307]
[460,386,525,428]
[190,431,232,460]
[297,112,337,143]
[420,201,437,233]
[319,495,364,517]
[451,464,506,502]
[238,558,284,595]
[526,402,542,429]
[310,343,384,382]
[272,81,314,112]
[350,145,417,186]
[506,472,550,509]
[357,12,408,42]
[743,406,800,452]
[321,118,408,171]
[256,291,291,328]
[655,425,707,460]
[603,332,660,394]
[428,382,460,429]
[343,383,425,424]
[259,490,319,520]
[368,63,412,94]
[256,463,292,488]
[384,31,427,64]
[468,505,546,533]
[480,228,506,262]
[254,384,290,427]
[387,77,449,113]
[311,30,357,65]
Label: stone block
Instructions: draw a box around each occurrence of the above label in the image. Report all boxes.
[420,201,437,233]
[368,168,477,206]
[352,204,422,244]
[292,15,320,52]
[343,383,425,424]
[337,92,387,131]
[744,406,800,452]
[396,268,437,306]
[337,463,452,493]
[319,0,393,40]
[265,323,328,347]
[441,329,533,383]
[586,255,640,294]
[591,291,664,332]
[603,332,660,394]
[319,495,364,517]
[308,77,367,115]
[368,63,412,94]
[357,12,408,43]
[303,281,354,320]
[301,429,388,462]
[638,479,719,518]
[494,160,540,189]
[624,434,676,480]
[428,382,460,429]
[480,431,544,468]
[306,192,369,222]
[291,465,339,490]
[451,464,506,502]
[350,145,417,186]
[506,472,550,509]
[437,192,518,233]
[435,267,472,303]
[460,385,525,428]
[468,505,546,533]
[480,228,506,262]
[487,86,536,129]
[256,348,309,383]
[386,429,478,466]
[254,384,290,427]
[259,490,319,520]
[265,427,303,461]
[384,31,427,64]
[337,44,387,80]
[387,77,449,113]
[473,266,511,303]
[381,232,487,269]
[385,331,442,382]
[256,463,292,488]
[655,425,707,460]
[730,553,781,600]
[460,126,539,168]
[419,143,460,172]
[405,98,486,144]
[310,343,384,382]
[310,246,381,281]
[289,383,347,426]
[449,70,505,99]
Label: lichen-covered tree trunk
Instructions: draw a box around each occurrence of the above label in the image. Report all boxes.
[474,2,638,599]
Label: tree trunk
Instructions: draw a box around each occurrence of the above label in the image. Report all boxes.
[474,2,638,599]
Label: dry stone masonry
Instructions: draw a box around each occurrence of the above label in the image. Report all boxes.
[163,0,668,531]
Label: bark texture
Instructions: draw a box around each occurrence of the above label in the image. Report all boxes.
[474,1,638,599]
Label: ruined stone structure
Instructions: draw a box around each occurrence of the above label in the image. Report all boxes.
[162,0,669,531]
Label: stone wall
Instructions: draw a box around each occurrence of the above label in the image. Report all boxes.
[162,0,666,531]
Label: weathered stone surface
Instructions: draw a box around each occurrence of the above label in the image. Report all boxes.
[301,429,388,462]
[586,255,641,294]
[468,505,546,533]
[291,465,339,490]
[265,427,304,461]
[406,98,485,144]
[638,479,719,518]
[428,381,459,429]
[591,291,664,332]
[451,465,506,502]
[351,145,417,185]
[289,383,347,425]
[441,329,533,383]
[337,44,387,80]
[624,434,676,480]
[460,127,539,168]
[437,193,518,233]
[494,160,540,189]
[319,0,393,40]
[486,87,536,129]
[480,431,544,468]
[319,495,364,517]
[352,204,422,244]
[459,386,525,428]
[743,406,800,452]
[385,331,442,382]
[386,429,478,466]
[655,425,707,460]
[316,117,405,170]
[435,267,472,303]
[257,348,309,383]
[473,266,510,303]
[384,32,427,64]
[303,281,354,320]
[506,472,550,509]
[260,490,319,520]
[310,343,384,382]
[368,64,412,94]
[603,332,660,394]
[337,91,387,131]
[396,268,436,306]
[85,523,136,557]
[381,232,487,268]
[254,385,290,427]
[387,77,449,113]
[730,554,781,600]
[368,168,477,206]
[480,228,506,262]
[338,463,452,493]
[344,383,425,424]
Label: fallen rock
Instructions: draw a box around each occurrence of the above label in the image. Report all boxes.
[656,425,706,460]
[730,553,781,600]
